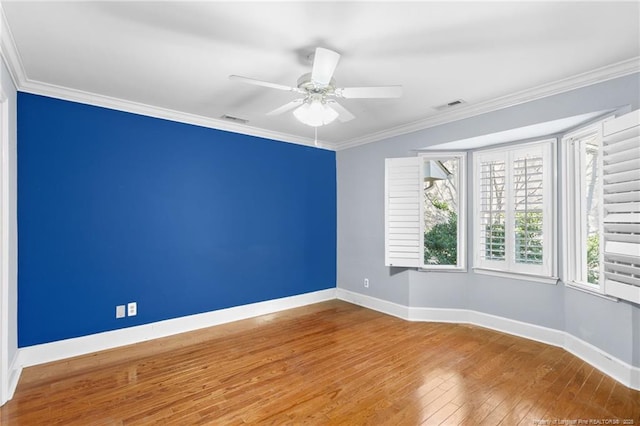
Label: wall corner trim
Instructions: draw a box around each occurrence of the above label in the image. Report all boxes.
[336,288,640,391]
[13,288,336,381]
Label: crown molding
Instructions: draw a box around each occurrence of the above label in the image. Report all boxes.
[18,78,333,150]
[0,2,25,89]
[335,57,640,151]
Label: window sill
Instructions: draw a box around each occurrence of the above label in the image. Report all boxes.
[564,281,618,302]
[472,267,559,285]
[419,267,467,273]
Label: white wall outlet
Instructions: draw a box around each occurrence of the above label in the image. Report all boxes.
[364,278,369,288]
[116,305,126,319]
[127,302,137,317]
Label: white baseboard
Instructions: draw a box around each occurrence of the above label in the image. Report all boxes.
[408,306,469,323]
[336,288,639,391]
[564,333,640,391]
[7,351,20,401]
[407,305,565,347]
[7,287,638,402]
[468,310,566,348]
[633,365,640,390]
[335,288,409,319]
[17,288,336,369]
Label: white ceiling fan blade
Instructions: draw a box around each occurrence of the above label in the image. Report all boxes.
[229,75,301,93]
[311,47,341,87]
[266,99,304,116]
[327,101,355,123]
[337,86,403,99]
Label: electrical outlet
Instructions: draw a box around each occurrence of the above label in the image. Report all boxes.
[127,302,137,317]
[364,278,369,288]
[116,305,126,319]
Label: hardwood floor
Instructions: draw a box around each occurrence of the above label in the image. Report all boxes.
[2,300,639,425]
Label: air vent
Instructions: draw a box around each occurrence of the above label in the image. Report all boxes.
[221,114,249,124]
[433,99,466,111]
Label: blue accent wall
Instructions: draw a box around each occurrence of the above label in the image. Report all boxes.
[18,93,336,347]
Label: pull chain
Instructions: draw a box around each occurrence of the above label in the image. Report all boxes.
[314,127,318,147]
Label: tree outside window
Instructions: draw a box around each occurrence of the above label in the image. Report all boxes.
[423,158,460,266]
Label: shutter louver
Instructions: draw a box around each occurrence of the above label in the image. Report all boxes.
[513,155,545,266]
[602,110,640,303]
[479,159,507,262]
[385,157,423,267]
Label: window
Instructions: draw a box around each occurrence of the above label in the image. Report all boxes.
[563,110,640,303]
[385,110,637,291]
[473,140,555,279]
[421,154,466,269]
[562,125,604,292]
[385,153,466,270]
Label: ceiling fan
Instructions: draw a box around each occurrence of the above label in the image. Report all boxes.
[229,47,402,127]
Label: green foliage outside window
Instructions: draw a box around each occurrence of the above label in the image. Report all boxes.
[484,222,505,260]
[587,234,600,284]
[514,211,543,264]
[484,211,544,264]
[482,213,599,279]
[424,201,457,265]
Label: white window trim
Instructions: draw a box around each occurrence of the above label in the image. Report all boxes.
[565,281,618,301]
[418,152,467,271]
[472,138,557,282]
[473,268,558,285]
[419,267,468,273]
[560,116,619,297]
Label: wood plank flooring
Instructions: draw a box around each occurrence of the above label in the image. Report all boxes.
[1,300,639,425]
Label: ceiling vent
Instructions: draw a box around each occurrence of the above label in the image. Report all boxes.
[433,99,466,112]
[220,114,249,124]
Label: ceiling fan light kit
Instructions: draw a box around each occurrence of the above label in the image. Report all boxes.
[293,96,339,127]
[230,47,402,128]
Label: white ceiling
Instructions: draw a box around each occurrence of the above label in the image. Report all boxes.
[1,1,639,150]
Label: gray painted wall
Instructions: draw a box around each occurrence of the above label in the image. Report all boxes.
[337,73,640,366]
[564,287,634,363]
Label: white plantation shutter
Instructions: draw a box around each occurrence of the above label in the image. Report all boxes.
[602,110,640,303]
[385,157,423,267]
[513,155,544,266]
[510,144,553,276]
[478,153,507,268]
